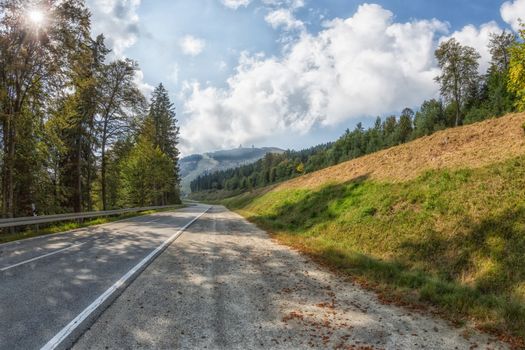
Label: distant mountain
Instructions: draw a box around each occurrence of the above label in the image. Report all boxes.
[179,147,284,195]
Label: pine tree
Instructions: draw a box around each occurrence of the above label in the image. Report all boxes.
[482,31,517,117]
[121,119,175,206]
[146,84,181,203]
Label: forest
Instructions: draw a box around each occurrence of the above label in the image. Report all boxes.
[0,0,181,218]
[191,29,525,194]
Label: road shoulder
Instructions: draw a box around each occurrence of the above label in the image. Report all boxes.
[73,205,507,350]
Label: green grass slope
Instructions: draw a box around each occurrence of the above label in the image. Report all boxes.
[218,114,525,343]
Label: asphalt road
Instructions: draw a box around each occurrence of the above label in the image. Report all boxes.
[73,206,507,350]
[0,204,209,350]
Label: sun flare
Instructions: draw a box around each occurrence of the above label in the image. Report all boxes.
[28,9,45,25]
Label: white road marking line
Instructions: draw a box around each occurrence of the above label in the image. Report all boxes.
[40,206,211,350]
[0,242,87,272]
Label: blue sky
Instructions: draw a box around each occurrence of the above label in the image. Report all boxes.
[87,0,525,155]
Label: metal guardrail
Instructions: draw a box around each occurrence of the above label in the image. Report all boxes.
[0,205,180,229]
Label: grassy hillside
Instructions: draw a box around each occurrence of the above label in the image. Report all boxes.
[219,113,525,343]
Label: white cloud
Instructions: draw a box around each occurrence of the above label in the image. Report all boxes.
[501,0,525,31]
[179,35,206,56]
[265,8,305,31]
[88,0,151,97]
[180,4,448,154]
[221,0,251,10]
[87,0,141,57]
[133,69,154,98]
[262,0,304,9]
[443,21,503,73]
[263,0,306,32]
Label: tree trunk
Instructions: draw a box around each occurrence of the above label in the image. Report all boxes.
[7,125,15,217]
[0,111,17,236]
[2,112,16,221]
[74,130,82,213]
[2,117,9,217]
[101,143,107,211]
[86,146,93,212]
[101,119,109,211]
[86,115,96,212]
[454,71,461,127]
[455,100,460,127]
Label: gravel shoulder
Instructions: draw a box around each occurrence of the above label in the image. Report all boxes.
[73,205,507,350]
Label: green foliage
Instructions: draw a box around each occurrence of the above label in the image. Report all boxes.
[148,84,180,163]
[397,108,414,143]
[435,38,481,126]
[463,105,493,125]
[0,0,94,216]
[120,122,177,207]
[143,84,181,203]
[98,57,146,210]
[413,99,447,137]
[485,68,516,116]
[191,144,331,193]
[0,2,181,219]
[508,25,525,111]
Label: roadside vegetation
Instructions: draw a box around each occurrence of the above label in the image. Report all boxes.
[0,205,185,245]
[222,154,525,342]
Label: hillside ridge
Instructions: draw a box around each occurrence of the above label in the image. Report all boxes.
[279,113,525,190]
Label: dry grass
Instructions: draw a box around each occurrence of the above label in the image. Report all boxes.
[280,113,525,190]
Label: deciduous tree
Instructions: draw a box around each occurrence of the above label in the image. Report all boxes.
[97,58,146,210]
[508,24,525,111]
[435,38,481,126]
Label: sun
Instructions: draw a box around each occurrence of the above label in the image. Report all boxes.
[28,10,45,26]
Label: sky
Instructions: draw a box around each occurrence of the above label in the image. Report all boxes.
[85,0,525,156]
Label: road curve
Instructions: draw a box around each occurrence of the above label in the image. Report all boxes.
[0,204,209,350]
[73,206,507,350]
